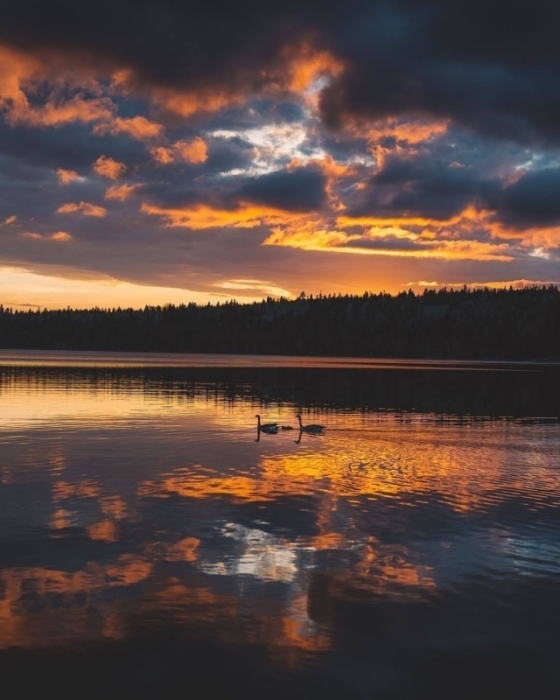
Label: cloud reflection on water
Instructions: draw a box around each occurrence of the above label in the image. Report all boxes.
[1,361,560,688]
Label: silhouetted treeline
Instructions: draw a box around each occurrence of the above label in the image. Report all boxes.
[1,286,560,360]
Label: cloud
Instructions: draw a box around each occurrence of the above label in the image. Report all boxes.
[149,146,174,165]
[214,278,293,298]
[93,155,126,180]
[57,168,83,184]
[21,230,72,241]
[0,46,115,127]
[173,137,208,164]
[105,183,142,201]
[3,2,560,145]
[496,166,560,228]
[94,116,163,140]
[318,2,560,145]
[56,201,107,217]
[141,202,293,230]
[263,225,515,261]
[351,151,501,220]
[149,137,208,164]
[238,168,327,212]
[2,5,560,306]
[149,87,244,120]
[19,96,114,128]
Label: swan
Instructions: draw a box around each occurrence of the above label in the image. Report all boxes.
[255,414,278,433]
[296,414,325,434]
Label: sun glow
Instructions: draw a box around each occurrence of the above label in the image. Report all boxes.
[0,266,223,310]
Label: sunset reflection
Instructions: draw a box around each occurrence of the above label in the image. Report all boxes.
[1,364,560,674]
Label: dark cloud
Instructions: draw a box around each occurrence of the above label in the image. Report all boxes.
[2,1,560,144]
[0,122,146,171]
[348,153,499,220]
[497,167,560,228]
[0,1,325,91]
[202,136,255,175]
[320,1,560,144]
[237,168,327,211]
[140,182,216,209]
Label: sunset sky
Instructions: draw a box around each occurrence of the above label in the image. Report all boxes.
[1,0,560,308]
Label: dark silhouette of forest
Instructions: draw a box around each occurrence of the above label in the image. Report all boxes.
[1,286,559,360]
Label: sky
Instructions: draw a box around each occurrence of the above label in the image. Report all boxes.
[1,0,560,309]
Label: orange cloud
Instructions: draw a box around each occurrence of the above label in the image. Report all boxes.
[173,137,208,163]
[21,231,72,242]
[340,115,450,167]
[254,43,344,119]
[263,206,517,261]
[0,44,174,140]
[52,231,72,241]
[151,86,242,118]
[57,202,107,217]
[0,46,116,127]
[104,183,143,201]
[263,229,513,262]
[214,278,293,298]
[0,44,42,116]
[285,46,344,93]
[93,155,126,180]
[94,115,163,140]
[142,198,516,261]
[141,202,295,229]
[336,204,486,230]
[3,215,17,225]
[22,95,114,128]
[149,136,209,164]
[249,43,343,104]
[149,145,175,164]
[141,43,344,119]
[484,219,560,249]
[365,117,449,145]
[264,227,353,251]
[57,168,83,185]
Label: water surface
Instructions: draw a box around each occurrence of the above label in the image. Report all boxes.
[1,351,560,699]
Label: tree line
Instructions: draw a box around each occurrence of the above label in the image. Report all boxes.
[1,285,559,360]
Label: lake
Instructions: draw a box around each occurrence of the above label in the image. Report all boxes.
[1,350,560,699]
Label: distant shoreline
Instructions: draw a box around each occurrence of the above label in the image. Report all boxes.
[1,348,559,371]
[1,286,559,361]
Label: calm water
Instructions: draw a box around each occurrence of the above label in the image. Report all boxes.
[1,351,560,699]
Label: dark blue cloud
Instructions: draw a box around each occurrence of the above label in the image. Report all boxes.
[2,1,560,144]
[348,152,500,220]
[0,122,146,170]
[497,167,560,227]
[237,168,327,211]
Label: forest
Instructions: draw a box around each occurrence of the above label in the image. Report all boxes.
[0,286,559,360]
